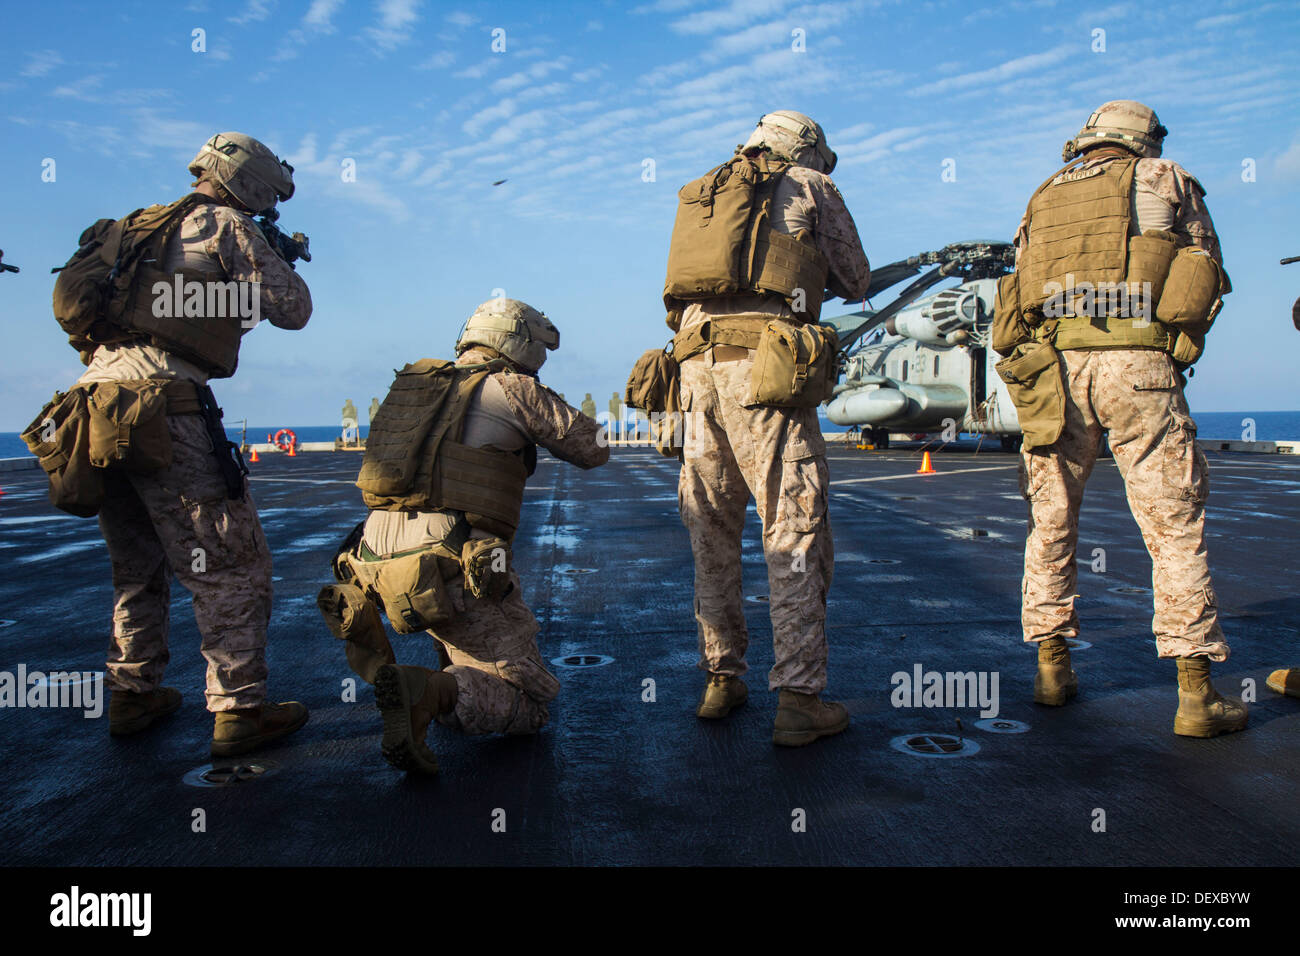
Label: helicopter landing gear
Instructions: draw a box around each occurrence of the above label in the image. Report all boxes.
[870,428,891,450]
[1000,434,1023,453]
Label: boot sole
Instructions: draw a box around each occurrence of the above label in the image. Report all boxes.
[1265,674,1300,698]
[109,696,182,736]
[374,665,439,776]
[210,708,310,758]
[772,713,849,747]
[1173,714,1249,738]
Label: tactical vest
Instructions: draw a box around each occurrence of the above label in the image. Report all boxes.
[54,194,245,377]
[355,360,531,540]
[1018,153,1174,352]
[663,153,829,327]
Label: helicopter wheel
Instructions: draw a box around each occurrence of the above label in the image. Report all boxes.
[870,428,891,450]
[1000,434,1023,453]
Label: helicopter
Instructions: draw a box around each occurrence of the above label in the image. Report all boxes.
[820,239,1025,451]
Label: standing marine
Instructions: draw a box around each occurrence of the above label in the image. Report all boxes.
[23,132,313,756]
[661,111,870,746]
[318,298,608,775]
[993,100,1242,737]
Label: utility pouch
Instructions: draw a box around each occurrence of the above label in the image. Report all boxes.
[20,388,104,518]
[995,342,1066,451]
[86,380,172,472]
[344,549,456,634]
[625,344,684,459]
[749,320,839,407]
[1124,230,1178,311]
[1158,246,1225,336]
[991,271,1031,356]
[461,536,512,601]
[625,345,680,413]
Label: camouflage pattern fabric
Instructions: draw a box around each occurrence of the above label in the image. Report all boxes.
[677,349,835,693]
[360,346,609,735]
[431,571,560,736]
[77,201,312,385]
[1019,348,1228,661]
[99,414,274,710]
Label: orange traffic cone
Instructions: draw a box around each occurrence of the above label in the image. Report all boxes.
[917,451,936,474]
[249,448,259,463]
[286,441,297,458]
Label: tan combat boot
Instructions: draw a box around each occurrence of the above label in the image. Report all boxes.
[211,700,310,757]
[1033,636,1078,706]
[109,687,182,735]
[373,664,458,775]
[1173,658,1248,738]
[773,690,849,747]
[696,674,747,719]
[1266,669,1300,699]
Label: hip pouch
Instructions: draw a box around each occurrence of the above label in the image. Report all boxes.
[1158,246,1225,337]
[625,343,685,460]
[995,342,1066,451]
[20,388,104,517]
[86,380,172,472]
[749,319,839,407]
[991,271,1031,356]
[343,549,457,634]
[461,536,512,601]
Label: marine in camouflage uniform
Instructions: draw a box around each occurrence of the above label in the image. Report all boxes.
[672,112,871,746]
[320,299,608,775]
[83,133,313,755]
[1010,101,1246,737]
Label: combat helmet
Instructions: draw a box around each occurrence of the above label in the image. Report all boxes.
[741,110,837,173]
[1063,100,1167,161]
[456,298,559,374]
[188,132,296,214]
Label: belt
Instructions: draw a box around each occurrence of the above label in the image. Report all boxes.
[357,513,472,562]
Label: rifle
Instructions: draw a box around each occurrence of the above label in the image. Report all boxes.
[195,384,249,500]
[255,208,311,268]
[0,249,18,274]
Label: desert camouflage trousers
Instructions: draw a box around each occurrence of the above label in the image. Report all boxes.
[678,348,834,693]
[1019,348,1228,660]
[429,570,560,736]
[98,414,273,711]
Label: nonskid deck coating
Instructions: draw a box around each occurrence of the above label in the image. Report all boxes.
[0,442,1296,866]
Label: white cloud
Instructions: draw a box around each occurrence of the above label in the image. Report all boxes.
[304,0,345,31]
[21,50,63,78]
[1195,13,1243,30]
[365,0,421,52]
[669,0,789,35]
[229,0,275,25]
[909,46,1072,96]
[417,50,455,70]
[445,10,477,28]
[490,58,571,93]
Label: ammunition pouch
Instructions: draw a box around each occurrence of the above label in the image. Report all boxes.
[20,378,203,517]
[338,547,459,634]
[461,536,512,601]
[749,319,839,407]
[21,389,104,518]
[995,342,1066,451]
[86,380,173,472]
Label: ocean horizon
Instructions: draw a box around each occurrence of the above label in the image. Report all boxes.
[3,410,1299,461]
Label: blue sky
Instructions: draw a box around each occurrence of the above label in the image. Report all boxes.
[1,0,1297,430]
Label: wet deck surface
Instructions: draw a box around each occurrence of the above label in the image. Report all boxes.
[1,441,1297,866]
